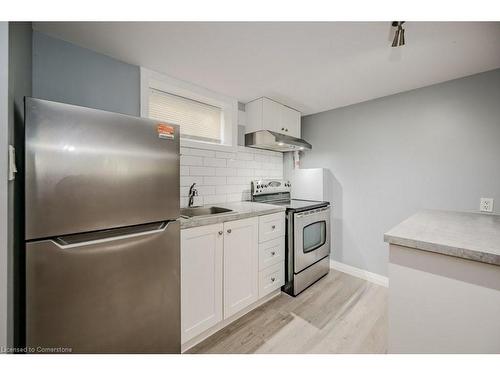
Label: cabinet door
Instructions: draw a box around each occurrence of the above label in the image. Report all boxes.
[223,217,259,318]
[281,105,301,138]
[262,98,283,135]
[181,223,223,343]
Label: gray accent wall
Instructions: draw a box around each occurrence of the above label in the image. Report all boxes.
[33,31,140,116]
[8,22,32,349]
[0,21,8,351]
[301,69,500,276]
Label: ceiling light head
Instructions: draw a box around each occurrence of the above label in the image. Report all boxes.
[391,21,406,48]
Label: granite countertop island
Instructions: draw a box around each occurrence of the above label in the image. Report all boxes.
[180,201,285,229]
[384,209,500,266]
[385,209,500,354]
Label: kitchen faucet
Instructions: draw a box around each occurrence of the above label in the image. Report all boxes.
[188,183,198,208]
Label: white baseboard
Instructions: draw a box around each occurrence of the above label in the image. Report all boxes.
[330,260,389,287]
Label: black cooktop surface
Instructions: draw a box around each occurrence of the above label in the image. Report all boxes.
[269,199,329,211]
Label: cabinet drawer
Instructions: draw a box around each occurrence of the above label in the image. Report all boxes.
[259,262,285,298]
[259,212,285,243]
[259,237,284,270]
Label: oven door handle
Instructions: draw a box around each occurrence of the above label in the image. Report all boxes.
[294,206,330,219]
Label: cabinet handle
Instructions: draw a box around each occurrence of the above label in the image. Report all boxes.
[227,229,232,234]
[271,277,276,282]
[271,225,276,230]
[218,231,223,236]
[271,251,276,256]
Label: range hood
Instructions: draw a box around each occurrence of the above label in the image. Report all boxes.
[245,130,312,152]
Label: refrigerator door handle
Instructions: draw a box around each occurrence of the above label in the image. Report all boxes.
[51,221,173,249]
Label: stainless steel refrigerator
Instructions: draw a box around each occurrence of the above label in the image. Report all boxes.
[24,98,181,353]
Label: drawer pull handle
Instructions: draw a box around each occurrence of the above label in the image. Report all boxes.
[218,231,223,236]
[227,229,232,234]
[271,225,276,230]
[271,277,276,282]
[271,251,276,256]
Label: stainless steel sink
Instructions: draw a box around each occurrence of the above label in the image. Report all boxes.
[180,206,233,218]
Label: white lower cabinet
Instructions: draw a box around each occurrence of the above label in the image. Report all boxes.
[223,217,259,318]
[259,262,285,298]
[181,212,285,347]
[258,237,285,270]
[258,212,286,298]
[181,223,223,343]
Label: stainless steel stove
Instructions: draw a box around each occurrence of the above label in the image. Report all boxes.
[252,179,331,296]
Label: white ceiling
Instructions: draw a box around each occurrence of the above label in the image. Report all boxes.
[33,22,500,115]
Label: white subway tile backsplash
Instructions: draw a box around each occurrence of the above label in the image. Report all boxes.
[181,147,215,158]
[254,154,269,162]
[216,184,248,194]
[196,185,216,196]
[216,167,238,176]
[203,176,227,185]
[227,176,253,185]
[180,185,216,198]
[190,166,216,176]
[227,159,247,168]
[237,152,254,161]
[227,193,246,202]
[203,195,227,205]
[237,168,254,177]
[215,151,236,159]
[179,145,284,207]
[180,195,203,208]
[203,157,226,167]
[180,155,203,166]
[245,160,261,169]
[180,176,203,187]
[180,186,188,197]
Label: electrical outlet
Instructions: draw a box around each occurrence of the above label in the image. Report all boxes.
[480,198,494,213]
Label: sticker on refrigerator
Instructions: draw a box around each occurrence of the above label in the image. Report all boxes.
[157,124,175,140]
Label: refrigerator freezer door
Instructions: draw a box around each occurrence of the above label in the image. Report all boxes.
[25,98,180,240]
[26,220,180,353]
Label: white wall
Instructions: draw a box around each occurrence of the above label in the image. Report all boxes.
[300,69,500,276]
[0,21,9,351]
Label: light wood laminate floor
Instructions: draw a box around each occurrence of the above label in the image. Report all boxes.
[188,270,387,354]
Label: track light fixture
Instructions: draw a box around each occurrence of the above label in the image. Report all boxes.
[391,21,406,47]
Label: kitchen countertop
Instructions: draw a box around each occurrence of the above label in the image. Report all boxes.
[384,209,500,266]
[180,201,285,229]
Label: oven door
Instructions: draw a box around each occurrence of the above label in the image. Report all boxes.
[293,206,331,274]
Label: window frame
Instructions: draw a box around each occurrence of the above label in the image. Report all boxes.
[140,67,238,151]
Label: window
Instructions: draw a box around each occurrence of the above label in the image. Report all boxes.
[149,89,223,144]
[141,68,237,150]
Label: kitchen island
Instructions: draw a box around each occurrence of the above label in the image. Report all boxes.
[384,209,500,353]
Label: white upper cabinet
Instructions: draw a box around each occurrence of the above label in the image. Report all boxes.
[246,97,301,138]
[280,105,301,138]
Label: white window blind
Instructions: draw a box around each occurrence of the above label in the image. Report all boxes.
[148,88,223,144]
